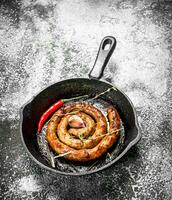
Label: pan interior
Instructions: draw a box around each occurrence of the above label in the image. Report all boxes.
[37,97,125,174]
[21,78,138,175]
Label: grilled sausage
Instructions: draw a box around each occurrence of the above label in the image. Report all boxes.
[68,112,95,138]
[57,103,107,149]
[46,102,121,162]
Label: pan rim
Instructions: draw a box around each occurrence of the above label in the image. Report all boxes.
[20,77,141,176]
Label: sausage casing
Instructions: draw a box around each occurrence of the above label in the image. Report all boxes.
[46,102,121,162]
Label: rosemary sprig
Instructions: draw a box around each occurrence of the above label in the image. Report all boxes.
[50,154,55,168]
[46,146,55,168]
[68,128,123,141]
[87,160,99,171]
[55,111,79,117]
[91,86,116,100]
[54,151,71,159]
[89,128,123,140]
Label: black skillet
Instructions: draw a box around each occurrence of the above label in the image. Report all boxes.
[20,36,141,176]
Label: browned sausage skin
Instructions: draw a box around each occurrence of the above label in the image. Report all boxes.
[68,112,96,138]
[57,103,107,149]
[46,102,121,162]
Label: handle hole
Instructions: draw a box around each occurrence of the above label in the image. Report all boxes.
[102,39,112,50]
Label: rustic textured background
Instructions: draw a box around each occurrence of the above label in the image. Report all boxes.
[0,0,172,199]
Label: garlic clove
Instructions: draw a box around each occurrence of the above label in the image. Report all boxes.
[68,115,85,128]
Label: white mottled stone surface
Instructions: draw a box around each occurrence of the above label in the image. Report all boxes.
[0,0,171,199]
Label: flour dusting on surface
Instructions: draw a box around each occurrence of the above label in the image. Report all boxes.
[18,175,41,192]
[0,0,172,199]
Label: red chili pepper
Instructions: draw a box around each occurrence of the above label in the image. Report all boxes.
[37,95,88,133]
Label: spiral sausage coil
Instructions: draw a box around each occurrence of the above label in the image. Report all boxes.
[46,102,121,162]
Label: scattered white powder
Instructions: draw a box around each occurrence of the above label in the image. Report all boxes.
[18,175,41,192]
[0,0,171,199]
[0,0,170,123]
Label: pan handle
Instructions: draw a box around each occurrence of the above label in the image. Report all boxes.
[88,36,116,79]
